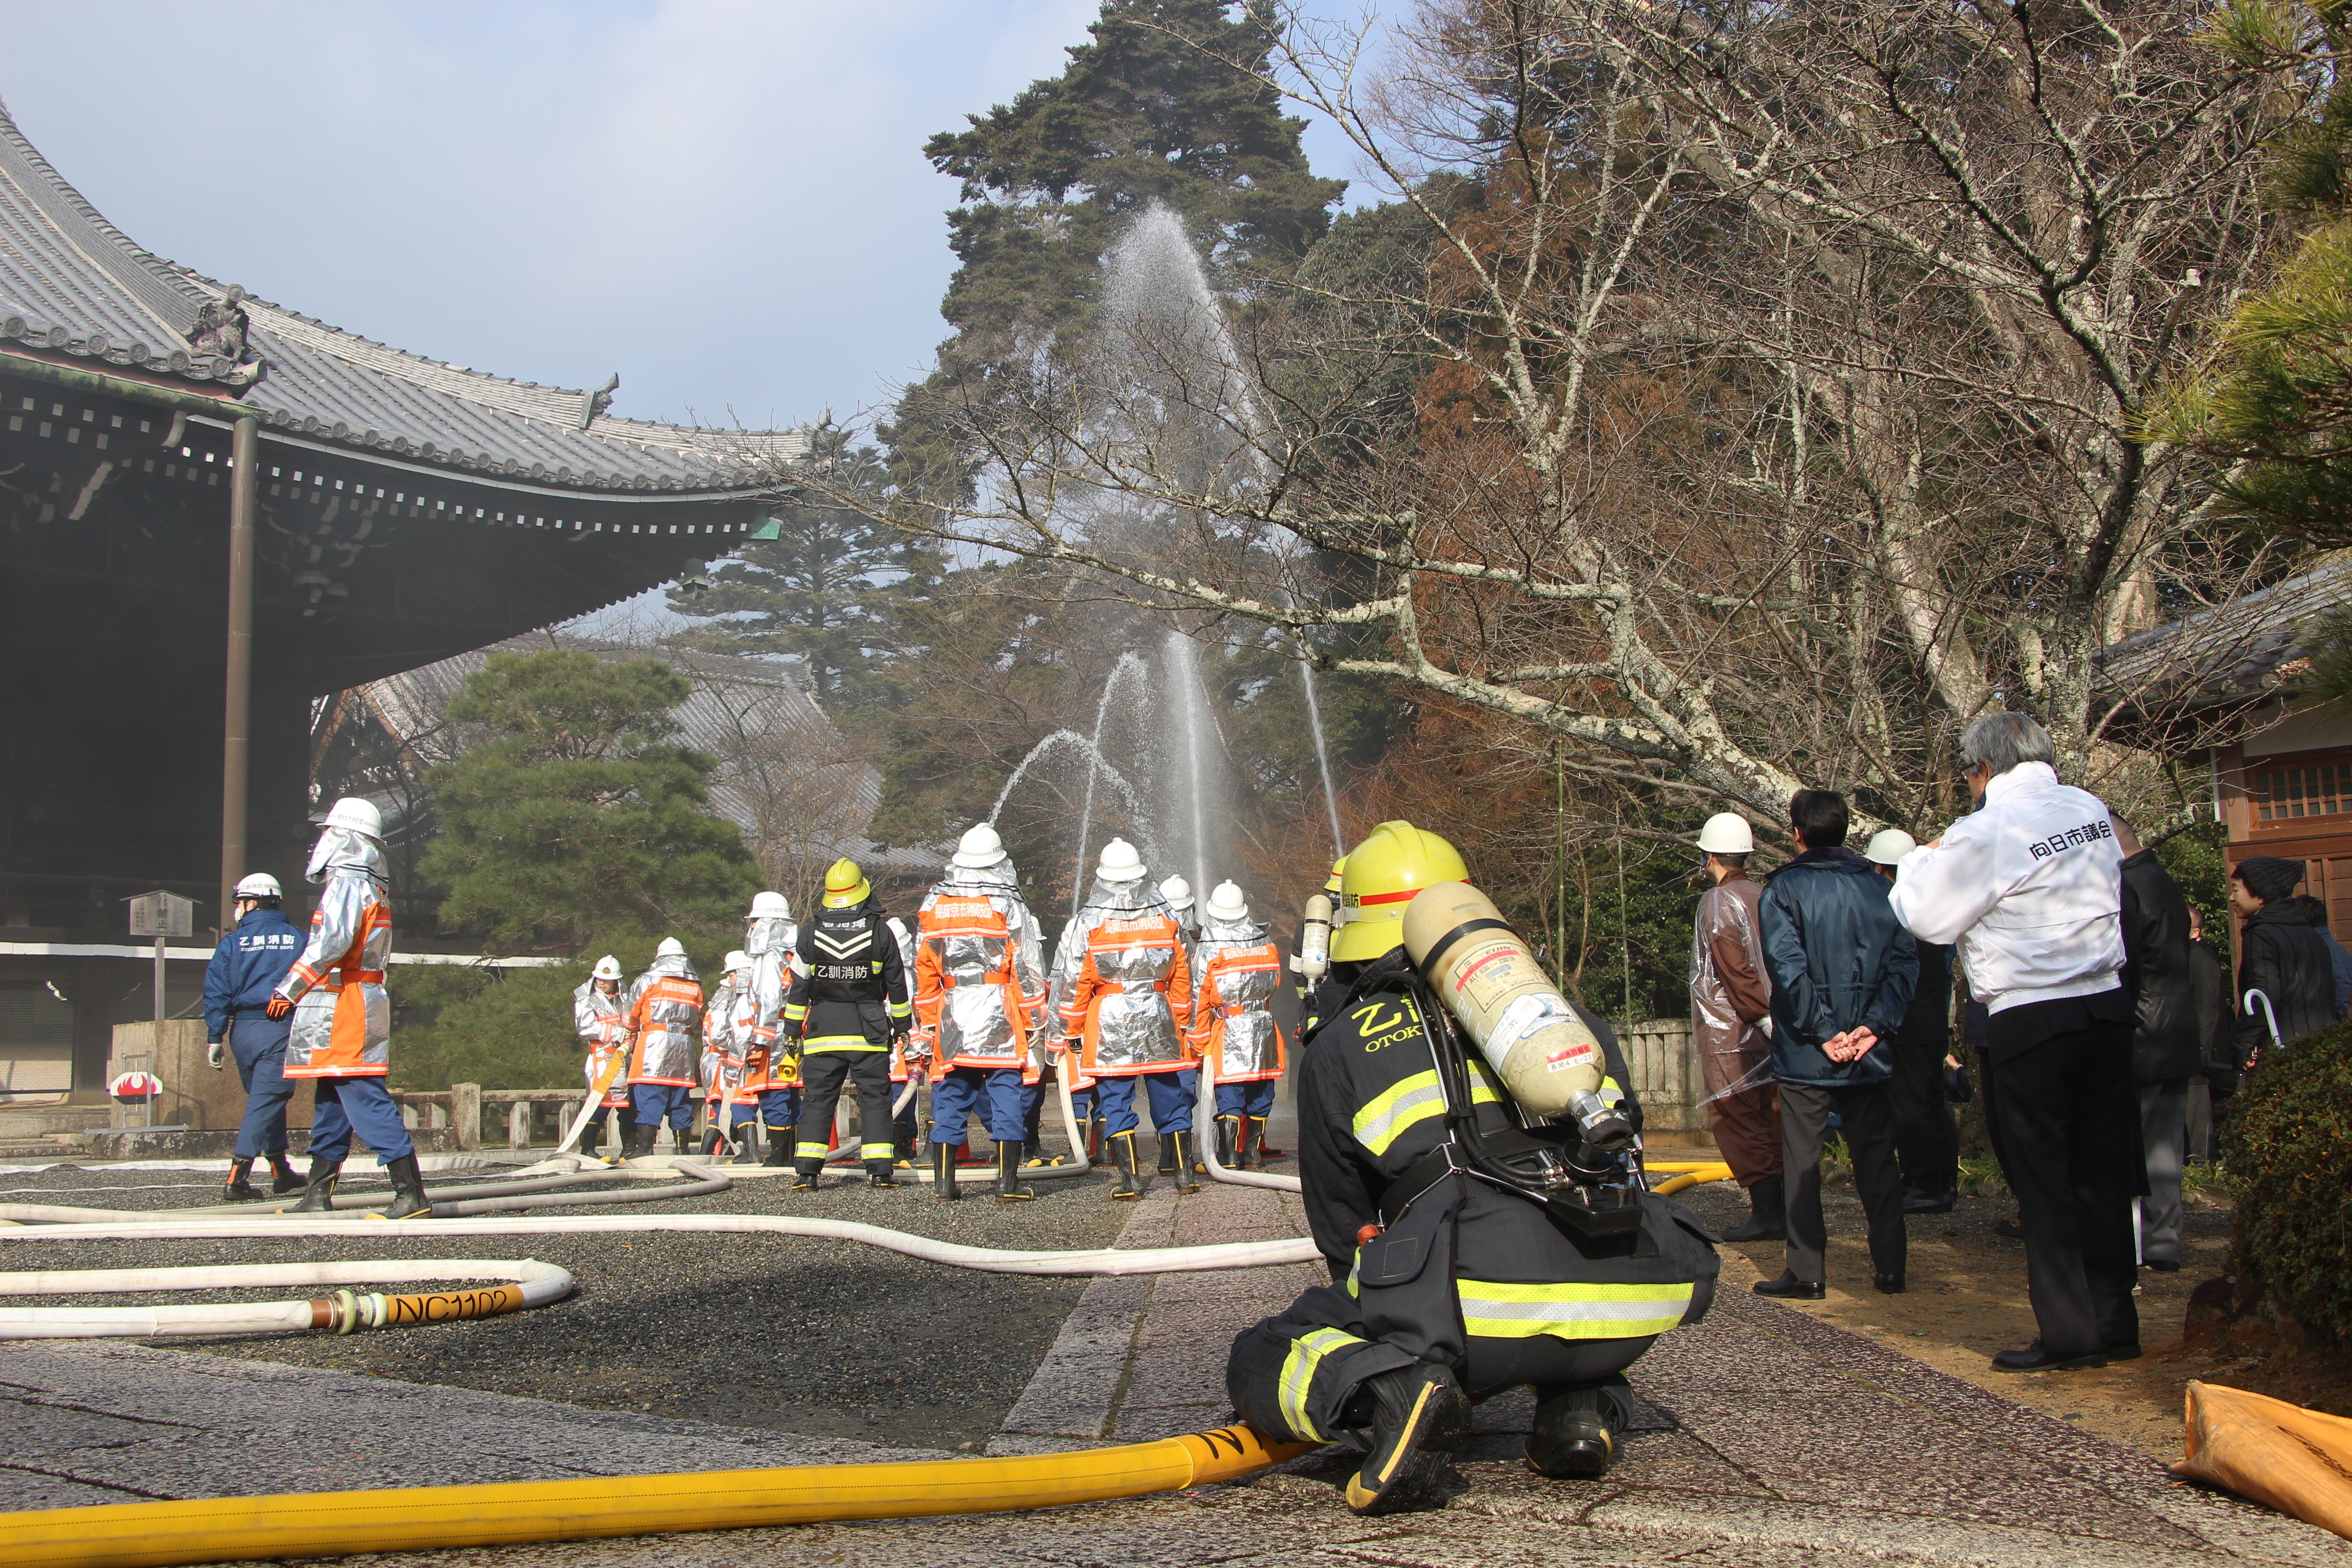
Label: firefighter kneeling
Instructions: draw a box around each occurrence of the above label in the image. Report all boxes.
[1225,821,1718,1515]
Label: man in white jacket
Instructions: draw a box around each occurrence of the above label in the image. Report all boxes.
[1888,712,2136,1373]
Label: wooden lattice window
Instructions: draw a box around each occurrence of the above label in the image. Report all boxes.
[2252,753,2352,826]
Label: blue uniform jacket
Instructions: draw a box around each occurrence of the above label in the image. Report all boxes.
[203,907,306,1042]
[1759,847,1919,1088]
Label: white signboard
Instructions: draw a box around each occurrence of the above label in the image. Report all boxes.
[127,892,194,939]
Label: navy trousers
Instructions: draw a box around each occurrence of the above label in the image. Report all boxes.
[306,1076,414,1166]
[1215,1078,1276,1118]
[929,1065,1026,1145]
[1095,1069,1196,1136]
[227,1013,296,1161]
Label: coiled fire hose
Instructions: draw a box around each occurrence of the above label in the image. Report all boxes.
[0,1422,1316,1568]
[0,1259,572,1340]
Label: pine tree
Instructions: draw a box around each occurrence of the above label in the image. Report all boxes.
[887,0,1345,495]
[667,421,941,727]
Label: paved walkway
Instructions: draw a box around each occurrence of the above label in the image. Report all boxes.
[1,1174,2347,1566]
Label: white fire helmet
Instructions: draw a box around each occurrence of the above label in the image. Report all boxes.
[592,956,623,981]
[749,891,791,921]
[233,872,281,900]
[656,937,687,959]
[319,797,384,841]
[1097,838,1147,884]
[954,823,1008,870]
[1158,875,1194,912]
[1695,813,1755,856]
[1205,880,1250,924]
[724,949,751,975]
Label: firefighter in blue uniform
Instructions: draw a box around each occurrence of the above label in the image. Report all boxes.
[202,872,307,1202]
[1225,822,1718,1515]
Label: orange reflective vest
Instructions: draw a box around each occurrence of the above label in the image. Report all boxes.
[913,893,1041,1082]
[1064,912,1194,1078]
[1187,938,1288,1084]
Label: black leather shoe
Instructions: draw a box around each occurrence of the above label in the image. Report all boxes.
[1752,1270,1825,1300]
[1872,1272,1905,1294]
[1993,1215,2026,1240]
[2104,1342,2144,1361]
[2145,1259,2180,1273]
[1991,1341,2106,1372]
[1901,1186,1957,1215]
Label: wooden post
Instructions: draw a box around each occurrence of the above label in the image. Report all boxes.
[218,416,259,928]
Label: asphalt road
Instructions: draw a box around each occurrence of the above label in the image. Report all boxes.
[0,1160,1137,1453]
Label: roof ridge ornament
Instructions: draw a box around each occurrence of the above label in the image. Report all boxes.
[578,372,618,431]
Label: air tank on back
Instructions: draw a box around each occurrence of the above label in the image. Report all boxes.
[1401,881,1604,1118]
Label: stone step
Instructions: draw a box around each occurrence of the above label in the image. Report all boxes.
[0,1106,111,1138]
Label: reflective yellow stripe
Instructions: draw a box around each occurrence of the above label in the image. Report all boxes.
[1456,1278,1693,1340]
[795,1140,830,1157]
[889,1002,912,1018]
[862,1142,894,1160]
[1468,1057,1504,1107]
[1353,1071,1445,1156]
[783,1004,808,1020]
[804,1036,887,1053]
[1278,1327,1360,1442]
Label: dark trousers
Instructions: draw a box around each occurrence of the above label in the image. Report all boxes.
[1780,1079,1905,1284]
[227,1013,296,1161]
[1699,1039,1782,1187]
[1888,1029,1958,1195]
[797,1049,897,1162]
[1990,1022,2139,1357]
[1227,1283,1651,1447]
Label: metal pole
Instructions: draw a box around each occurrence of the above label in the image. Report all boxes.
[1554,741,1566,979]
[1617,819,1632,1018]
[152,934,166,1024]
[219,417,259,928]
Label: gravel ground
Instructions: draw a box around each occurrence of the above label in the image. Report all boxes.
[0,1160,1134,1453]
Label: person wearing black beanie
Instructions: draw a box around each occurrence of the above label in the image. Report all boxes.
[2228,857,2338,1067]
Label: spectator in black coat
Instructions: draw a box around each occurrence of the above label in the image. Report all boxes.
[2288,894,2352,1017]
[2113,818,2200,1273]
[1863,828,1957,1214]
[2230,857,2339,1069]
[1755,789,1919,1301]
[2184,906,2229,1166]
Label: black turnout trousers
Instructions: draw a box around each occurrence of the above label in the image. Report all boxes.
[1986,1000,2139,1358]
[796,1049,899,1163]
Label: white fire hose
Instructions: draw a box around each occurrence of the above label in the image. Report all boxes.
[0,1258,574,1341]
[1193,1053,1303,1193]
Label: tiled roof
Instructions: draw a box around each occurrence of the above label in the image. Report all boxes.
[2094,558,2352,720]
[0,103,803,495]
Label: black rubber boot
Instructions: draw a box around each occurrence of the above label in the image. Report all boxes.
[932,1140,959,1200]
[1214,1115,1241,1169]
[267,1154,305,1195]
[790,1158,823,1192]
[1157,1133,1180,1176]
[1343,1364,1471,1516]
[1075,1116,1098,1162]
[763,1125,794,1166]
[1171,1130,1202,1194]
[1525,1383,1622,1479]
[866,1158,898,1187]
[377,1153,431,1220]
[995,1140,1037,1202]
[286,1158,342,1214]
[1109,1131,1145,1200]
[1720,1174,1786,1243]
[223,1158,264,1203]
[1249,1116,1283,1161]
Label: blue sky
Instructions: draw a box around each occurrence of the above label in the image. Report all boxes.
[0,1,1377,436]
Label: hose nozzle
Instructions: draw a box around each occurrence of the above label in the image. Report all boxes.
[1568,1089,1634,1155]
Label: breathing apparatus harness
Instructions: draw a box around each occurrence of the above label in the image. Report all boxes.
[1320,951,1646,1240]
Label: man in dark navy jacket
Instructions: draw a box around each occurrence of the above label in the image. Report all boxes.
[1755,790,1919,1301]
[203,872,307,1202]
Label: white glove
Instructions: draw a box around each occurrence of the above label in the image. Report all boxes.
[206,1040,225,1069]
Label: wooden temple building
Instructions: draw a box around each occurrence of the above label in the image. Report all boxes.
[0,103,805,1099]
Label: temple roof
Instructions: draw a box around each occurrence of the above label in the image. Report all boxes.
[0,102,803,496]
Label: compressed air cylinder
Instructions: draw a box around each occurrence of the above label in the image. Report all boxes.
[1402,881,1603,1117]
[1290,892,1333,981]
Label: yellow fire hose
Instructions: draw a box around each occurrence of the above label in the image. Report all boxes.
[1648,1161,1734,1196]
[0,1422,1317,1568]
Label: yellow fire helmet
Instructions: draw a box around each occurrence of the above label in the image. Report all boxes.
[1324,856,1347,894]
[1331,822,1469,961]
[822,857,871,908]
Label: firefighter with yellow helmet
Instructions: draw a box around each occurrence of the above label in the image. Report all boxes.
[1225,821,1717,1515]
[782,858,911,1189]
